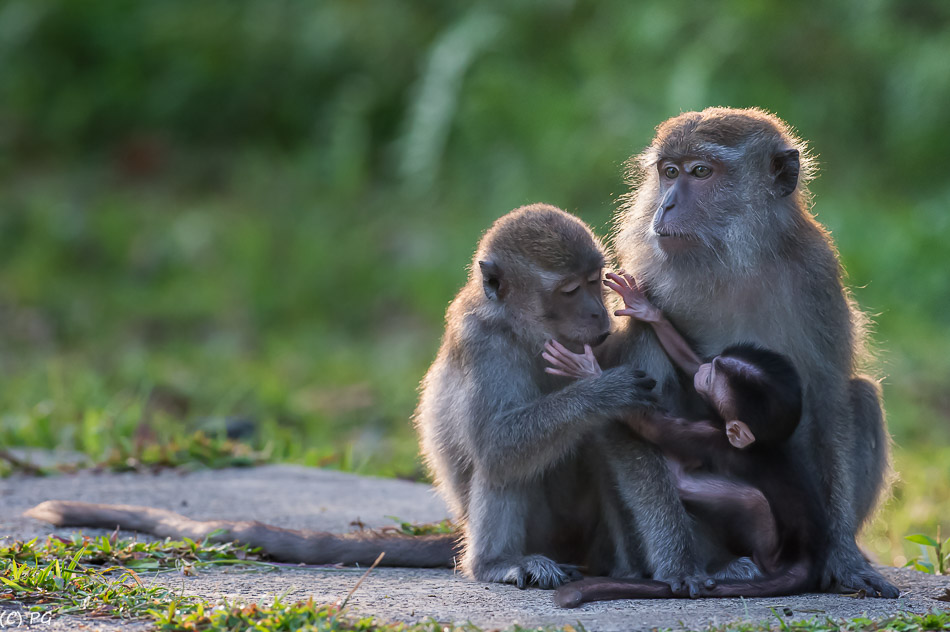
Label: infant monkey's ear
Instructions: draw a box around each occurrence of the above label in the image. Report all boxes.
[725,420,756,449]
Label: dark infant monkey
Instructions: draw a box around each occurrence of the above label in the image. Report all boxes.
[547,273,829,606]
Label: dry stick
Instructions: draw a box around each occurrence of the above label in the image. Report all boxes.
[0,449,42,475]
[336,552,385,611]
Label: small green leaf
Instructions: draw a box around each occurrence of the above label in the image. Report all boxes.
[905,534,938,547]
[911,560,935,574]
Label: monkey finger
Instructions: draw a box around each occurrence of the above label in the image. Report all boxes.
[541,352,571,370]
[604,282,633,302]
[545,367,577,377]
[548,340,586,369]
[603,280,623,295]
[605,272,630,289]
[544,341,578,366]
[543,350,585,374]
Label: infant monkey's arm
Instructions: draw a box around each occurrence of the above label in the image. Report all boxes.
[604,273,702,376]
[627,413,723,463]
[543,339,602,379]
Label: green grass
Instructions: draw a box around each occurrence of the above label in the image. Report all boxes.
[3,537,949,632]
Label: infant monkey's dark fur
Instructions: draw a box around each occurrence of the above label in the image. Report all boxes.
[552,338,827,606]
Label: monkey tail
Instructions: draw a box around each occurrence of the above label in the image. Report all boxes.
[555,561,813,607]
[555,577,674,607]
[25,500,460,568]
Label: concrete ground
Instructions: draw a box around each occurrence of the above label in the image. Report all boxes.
[2,464,948,631]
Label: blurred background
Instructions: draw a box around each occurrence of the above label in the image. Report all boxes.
[0,1,947,566]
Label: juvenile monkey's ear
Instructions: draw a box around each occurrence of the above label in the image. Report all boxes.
[770,148,800,197]
[478,260,507,301]
[725,420,756,449]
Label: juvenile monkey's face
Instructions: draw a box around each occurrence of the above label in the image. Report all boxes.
[542,267,610,350]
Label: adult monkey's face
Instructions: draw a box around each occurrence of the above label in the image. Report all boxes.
[630,108,807,270]
[651,154,724,253]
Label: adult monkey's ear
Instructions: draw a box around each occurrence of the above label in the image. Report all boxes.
[478,260,507,301]
[770,148,800,197]
[725,420,756,449]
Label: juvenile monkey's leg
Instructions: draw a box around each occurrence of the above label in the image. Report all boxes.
[464,471,571,589]
[588,436,644,578]
[602,423,707,597]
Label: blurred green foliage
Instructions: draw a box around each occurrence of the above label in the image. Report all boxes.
[0,1,948,562]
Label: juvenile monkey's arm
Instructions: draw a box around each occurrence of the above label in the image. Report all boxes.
[470,340,655,484]
[605,273,702,376]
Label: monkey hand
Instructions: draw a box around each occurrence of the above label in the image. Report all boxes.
[543,339,603,379]
[604,272,662,323]
[613,365,658,408]
[821,542,900,598]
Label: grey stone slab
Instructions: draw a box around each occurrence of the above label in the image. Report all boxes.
[2,465,948,631]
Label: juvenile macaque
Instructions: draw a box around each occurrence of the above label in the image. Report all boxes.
[548,273,829,605]
[26,204,657,588]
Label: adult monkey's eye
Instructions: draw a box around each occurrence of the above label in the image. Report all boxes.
[692,165,712,178]
[561,284,580,296]
[663,166,679,179]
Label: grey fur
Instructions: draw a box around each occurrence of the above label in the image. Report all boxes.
[416,203,656,587]
[607,107,897,597]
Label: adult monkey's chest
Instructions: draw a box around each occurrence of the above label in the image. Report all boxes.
[655,272,800,361]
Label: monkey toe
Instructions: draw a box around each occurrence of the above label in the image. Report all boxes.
[522,555,571,589]
[478,555,569,589]
[843,571,900,599]
[822,551,900,598]
[658,570,711,598]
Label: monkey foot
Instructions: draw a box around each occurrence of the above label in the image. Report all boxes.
[475,555,581,589]
[821,548,900,598]
[653,568,715,598]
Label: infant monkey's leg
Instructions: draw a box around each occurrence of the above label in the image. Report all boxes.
[672,469,780,575]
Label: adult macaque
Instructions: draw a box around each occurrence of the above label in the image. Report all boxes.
[548,274,829,605]
[27,204,656,588]
[606,107,896,597]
